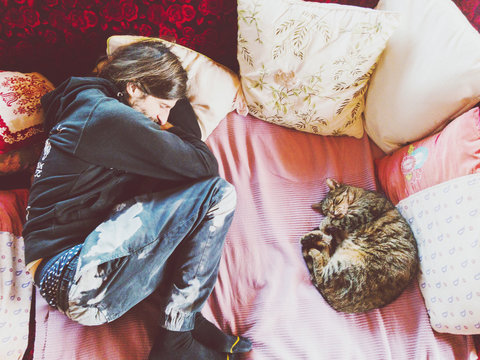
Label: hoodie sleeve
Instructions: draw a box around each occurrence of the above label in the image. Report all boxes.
[71,96,218,182]
[167,97,202,138]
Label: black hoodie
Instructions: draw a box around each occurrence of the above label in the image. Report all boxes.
[22,77,219,264]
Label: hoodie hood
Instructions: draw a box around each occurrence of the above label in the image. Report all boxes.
[41,77,119,133]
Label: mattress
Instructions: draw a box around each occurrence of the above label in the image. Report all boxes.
[31,112,478,359]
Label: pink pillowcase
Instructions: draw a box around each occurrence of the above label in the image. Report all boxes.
[376,107,480,205]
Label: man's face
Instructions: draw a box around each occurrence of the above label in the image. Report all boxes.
[126,83,178,125]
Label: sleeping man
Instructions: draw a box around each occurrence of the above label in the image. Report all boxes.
[22,39,251,360]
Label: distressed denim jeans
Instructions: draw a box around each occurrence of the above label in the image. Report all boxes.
[43,177,236,331]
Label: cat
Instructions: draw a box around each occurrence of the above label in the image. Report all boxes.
[300,178,419,313]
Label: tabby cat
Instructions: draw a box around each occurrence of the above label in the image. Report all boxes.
[300,178,419,313]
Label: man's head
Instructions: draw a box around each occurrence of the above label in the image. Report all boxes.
[98,40,188,124]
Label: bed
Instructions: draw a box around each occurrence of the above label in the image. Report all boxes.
[1,0,480,359]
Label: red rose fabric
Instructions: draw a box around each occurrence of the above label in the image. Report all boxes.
[0,0,478,87]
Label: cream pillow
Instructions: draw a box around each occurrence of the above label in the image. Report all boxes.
[107,35,247,140]
[365,0,480,154]
[237,0,399,138]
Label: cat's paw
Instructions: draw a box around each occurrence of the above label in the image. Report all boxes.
[300,230,331,249]
[307,248,330,272]
[308,248,322,257]
[303,254,314,272]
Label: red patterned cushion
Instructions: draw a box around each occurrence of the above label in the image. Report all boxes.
[0,71,54,154]
[0,71,54,176]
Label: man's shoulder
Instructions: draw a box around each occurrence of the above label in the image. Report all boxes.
[89,95,136,122]
[83,95,148,136]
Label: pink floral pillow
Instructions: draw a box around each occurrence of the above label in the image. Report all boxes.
[0,71,54,175]
[376,107,480,205]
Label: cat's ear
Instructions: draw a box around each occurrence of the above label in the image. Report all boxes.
[326,178,340,190]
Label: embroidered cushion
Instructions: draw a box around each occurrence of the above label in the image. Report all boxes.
[365,0,480,153]
[0,71,54,175]
[236,0,399,138]
[106,35,247,141]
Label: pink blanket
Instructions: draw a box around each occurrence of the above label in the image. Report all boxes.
[33,112,478,359]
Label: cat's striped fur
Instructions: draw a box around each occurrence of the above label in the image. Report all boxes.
[300,178,419,313]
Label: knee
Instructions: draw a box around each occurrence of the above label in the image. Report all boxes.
[65,303,108,326]
[214,177,237,213]
[203,177,237,220]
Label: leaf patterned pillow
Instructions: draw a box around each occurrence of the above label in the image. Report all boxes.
[237,0,399,138]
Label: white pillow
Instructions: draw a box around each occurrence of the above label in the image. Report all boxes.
[365,0,480,153]
[107,35,247,141]
[237,0,399,138]
[397,173,480,335]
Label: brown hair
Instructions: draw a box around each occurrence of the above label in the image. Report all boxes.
[98,40,188,100]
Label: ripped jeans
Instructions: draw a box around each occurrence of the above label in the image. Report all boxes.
[36,177,236,331]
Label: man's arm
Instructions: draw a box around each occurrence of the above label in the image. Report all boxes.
[70,98,218,182]
[166,97,202,138]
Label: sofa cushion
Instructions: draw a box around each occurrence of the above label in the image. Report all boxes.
[365,0,480,153]
[237,0,398,138]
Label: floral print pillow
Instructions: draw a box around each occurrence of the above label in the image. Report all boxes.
[237,0,399,138]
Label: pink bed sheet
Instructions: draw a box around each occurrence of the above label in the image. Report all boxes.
[204,113,478,360]
[32,112,478,359]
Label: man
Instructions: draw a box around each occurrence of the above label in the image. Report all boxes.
[23,40,251,359]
